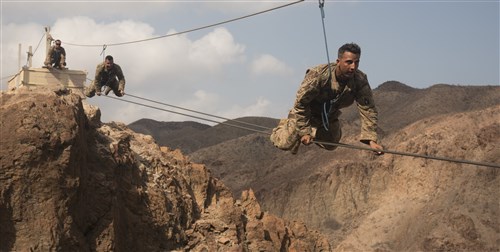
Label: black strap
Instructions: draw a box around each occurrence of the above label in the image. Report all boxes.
[321,65,333,131]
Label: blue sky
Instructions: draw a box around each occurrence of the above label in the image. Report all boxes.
[1,0,499,124]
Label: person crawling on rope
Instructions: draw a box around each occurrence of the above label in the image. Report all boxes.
[270,42,384,155]
[85,55,126,98]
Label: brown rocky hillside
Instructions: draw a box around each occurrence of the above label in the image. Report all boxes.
[343,82,500,134]
[185,83,500,251]
[129,117,278,154]
[0,87,331,251]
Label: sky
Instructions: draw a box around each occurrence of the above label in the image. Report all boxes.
[1,0,499,125]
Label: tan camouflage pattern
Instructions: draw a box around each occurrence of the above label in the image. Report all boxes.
[44,45,66,68]
[271,63,378,152]
[270,118,301,154]
[93,62,126,91]
[85,62,126,98]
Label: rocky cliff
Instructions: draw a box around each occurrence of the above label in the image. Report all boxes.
[0,87,331,251]
[186,88,500,251]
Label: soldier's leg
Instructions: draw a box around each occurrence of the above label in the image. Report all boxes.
[118,80,125,96]
[270,118,301,154]
[112,87,123,97]
[314,118,342,151]
[44,54,51,67]
[59,54,66,69]
[108,79,123,97]
[52,54,61,69]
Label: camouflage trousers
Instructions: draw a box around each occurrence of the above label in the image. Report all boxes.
[270,115,342,154]
[85,79,123,98]
[44,54,66,69]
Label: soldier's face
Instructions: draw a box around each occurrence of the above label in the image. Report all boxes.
[336,51,360,80]
[105,59,113,70]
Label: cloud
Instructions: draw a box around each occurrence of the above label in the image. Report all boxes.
[115,90,272,125]
[201,1,296,14]
[1,16,253,124]
[1,16,246,85]
[1,22,48,81]
[250,54,293,76]
[2,2,177,23]
[188,28,246,71]
[179,90,220,118]
[94,89,220,124]
[219,97,271,120]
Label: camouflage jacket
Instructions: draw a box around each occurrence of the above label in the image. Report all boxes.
[45,46,66,64]
[290,63,378,144]
[94,63,126,91]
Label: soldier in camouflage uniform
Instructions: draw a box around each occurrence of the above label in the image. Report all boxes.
[270,43,384,154]
[44,39,66,69]
[85,55,126,98]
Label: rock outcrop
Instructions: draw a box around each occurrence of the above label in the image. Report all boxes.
[185,85,500,251]
[0,87,331,251]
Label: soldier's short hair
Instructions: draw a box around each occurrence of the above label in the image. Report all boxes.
[338,43,361,58]
[105,55,114,62]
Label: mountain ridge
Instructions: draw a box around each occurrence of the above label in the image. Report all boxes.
[129,83,500,152]
[128,82,500,251]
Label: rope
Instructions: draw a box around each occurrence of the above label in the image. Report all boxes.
[99,94,500,169]
[1,74,17,81]
[313,140,500,169]
[25,32,46,66]
[126,93,272,131]
[100,45,107,61]
[318,0,332,68]
[32,32,46,59]
[318,0,334,132]
[104,95,272,135]
[2,1,304,79]
[63,0,304,47]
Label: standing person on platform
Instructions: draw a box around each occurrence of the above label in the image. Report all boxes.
[44,39,66,69]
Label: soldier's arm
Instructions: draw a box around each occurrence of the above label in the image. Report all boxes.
[355,75,379,145]
[44,46,54,65]
[94,64,103,91]
[291,69,321,137]
[115,64,126,91]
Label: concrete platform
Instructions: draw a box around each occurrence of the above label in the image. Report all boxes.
[8,66,88,97]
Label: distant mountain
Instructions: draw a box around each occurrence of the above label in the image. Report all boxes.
[128,119,211,154]
[342,82,500,134]
[375,80,416,93]
[129,83,500,198]
[129,116,279,154]
[127,83,500,250]
[129,83,500,154]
